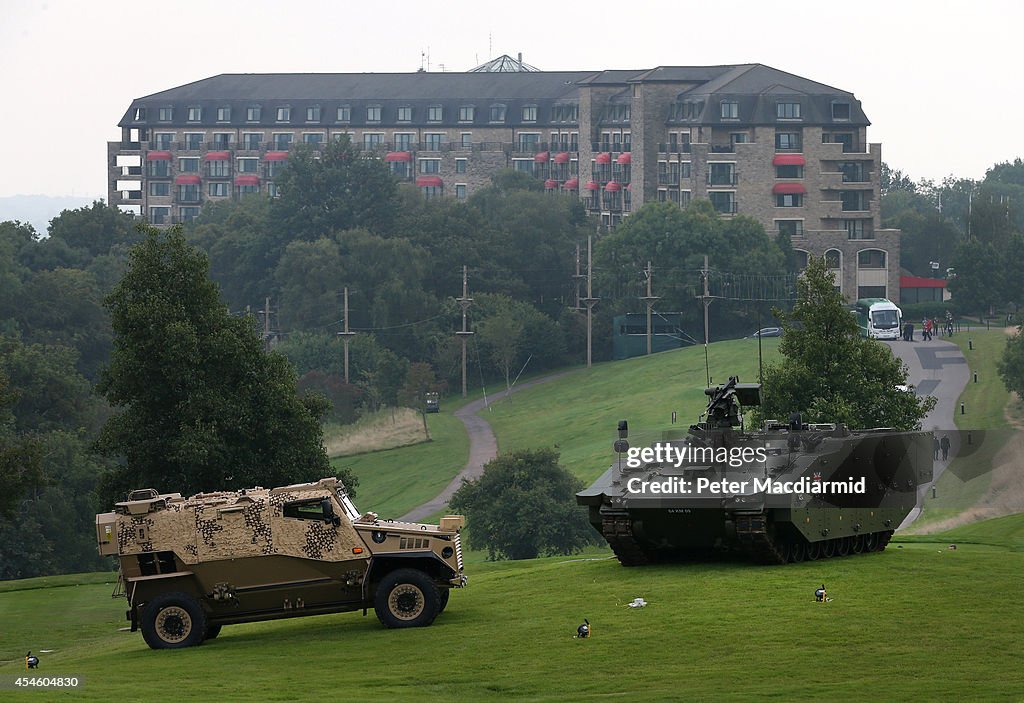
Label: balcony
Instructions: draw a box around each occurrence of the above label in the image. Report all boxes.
[707,173,738,187]
[590,141,631,153]
[657,142,693,154]
[709,144,735,153]
[658,174,679,186]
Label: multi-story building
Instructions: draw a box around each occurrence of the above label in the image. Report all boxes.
[108,57,899,301]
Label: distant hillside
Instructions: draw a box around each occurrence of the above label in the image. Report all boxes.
[0,194,103,235]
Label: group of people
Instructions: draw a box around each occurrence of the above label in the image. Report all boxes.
[904,311,955,342]
[933,434,951,461]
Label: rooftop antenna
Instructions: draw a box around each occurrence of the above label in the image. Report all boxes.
[489,32,492,59]
[420,50,426,72]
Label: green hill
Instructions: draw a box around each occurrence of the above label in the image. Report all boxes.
[2,516,1022,701]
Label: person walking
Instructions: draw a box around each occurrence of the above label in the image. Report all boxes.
[940,434,951,461]
[933,436,941,460]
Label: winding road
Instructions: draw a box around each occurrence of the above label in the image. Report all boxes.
[399,371,578,522]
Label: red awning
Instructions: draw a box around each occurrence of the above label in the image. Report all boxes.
[264,151,289,161]
[773,154,806,166]
[544,179,558,189]
[534,151,550,163]
[384,151,412,162]
[616,152,632,165]
[900,275,947,289]
[416,176,443,188]
[203,151,230,161]
[553,152,570,164]
[562,177,579,189]
[234,175,260,186]
[174,175,201,185]
[772,182,806,194]
[605,181,622,192]
[146,151,172,161]
[585,180,600,190]
[594,152,611,164]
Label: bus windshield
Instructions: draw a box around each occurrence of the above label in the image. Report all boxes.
[871,310,899,329]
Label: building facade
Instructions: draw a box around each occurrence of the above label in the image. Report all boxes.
[108,60,900,301]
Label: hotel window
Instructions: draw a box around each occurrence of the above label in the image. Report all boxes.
[394,133,413,151]
[149,206,169,224]
[273,133,293,150]
[212,133,232,148]
[680,163,692,179]
[427,105,443,122]
[306,105,321,122]
[455,184,467,200]
[267,161,286,178]
[366,105,382,122]
[522,105,538,122]
[147,160,170,177]
[177,184,200,203]
[460,132,472,148]
[846,220,868,240]
[710,191,736,213]
[775,165,804,178]
[207,160,230,177]
[158,107,173,121]
[180,207,201,222]
[459,106,475,122]
[238,158,259,173]
[187,107,202,122]
[424,133,445,151]
[776,193,803,207]
[149,182,170,197]
[242,133,262,150]
[184,133,203,150]
[337,106,351,122]
[832,102,851,121]
[238,184,259,196]
[841,191,867,211]
[208,182,229,197]
[455,159,467,173]
[397,106,412,122]
[777,220,803,237]
[276,106,291,122]
[247,106,261,122]
[179,158,200,173]
[420,159,441,174]
[518,133,540,151]
[680,191,692,208]
[268,183,282,197]
[775,132,801,151]
[421,185,442,200]
[720,101,738,119]
[858,249,886,268]
[364,133,384,150]
[133,107,146,121]
[489,104,507,123]
[154,133,174,149]
[217,106,231,122]
[776,102,801,119]
[303,133,324,146]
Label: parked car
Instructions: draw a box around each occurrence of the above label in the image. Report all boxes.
[748,327,783,338]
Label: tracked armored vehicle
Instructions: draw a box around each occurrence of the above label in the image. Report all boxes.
[97,477,466,648]
[577,377,932,565]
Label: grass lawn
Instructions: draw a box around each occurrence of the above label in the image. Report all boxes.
[330,410,469,519]
[1,515,1022,701]
[483,338,781,482]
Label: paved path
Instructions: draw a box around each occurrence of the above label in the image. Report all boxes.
[399,370,579,522]
[885,337,970,529]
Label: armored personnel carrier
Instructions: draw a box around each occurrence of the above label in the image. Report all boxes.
[96,477,466,648]
[577,377,932,566]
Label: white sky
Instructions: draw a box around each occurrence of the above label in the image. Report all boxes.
[1,0,1020,197]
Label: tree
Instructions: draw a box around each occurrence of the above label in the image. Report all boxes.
[998,329,1024,398]
[948,238,1005,315]
[96,225,338,503]
[271,137,399,240]
[478,310,524,392]
[399,362,442,437]
[757,257,934,430]
[0,369,43,519]
[449,448,599,560]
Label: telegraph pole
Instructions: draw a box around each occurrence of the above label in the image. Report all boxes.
[571,242,585,311]
[698,256,712,387]
[582,235,599,368]
[337,286,356,383]
[456,265,474,397]
[640,261,660,356]
[259,296,273,351]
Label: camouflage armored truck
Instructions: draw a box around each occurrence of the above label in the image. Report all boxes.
[578,377,933,565]
[96,477,466,649]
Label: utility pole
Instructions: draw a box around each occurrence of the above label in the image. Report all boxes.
[640,261,660,356]
[456,265,474,397]
[582,234,599,368]
[337,286,356,383]
[258,296,273,351]
[571,242,585,311]
[698,256,712,387]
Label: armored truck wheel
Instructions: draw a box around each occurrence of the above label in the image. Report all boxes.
[374,569,440,628]
[204,624,222,641]
[437,587,450,614]
[141,592,207,649]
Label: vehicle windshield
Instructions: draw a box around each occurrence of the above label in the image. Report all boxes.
[871,310,899,329]
[335,491,361,521]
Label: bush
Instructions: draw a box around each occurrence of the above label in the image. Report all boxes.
[449,448,600,560]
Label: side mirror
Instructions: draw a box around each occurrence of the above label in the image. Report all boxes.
[321,497,338,525]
